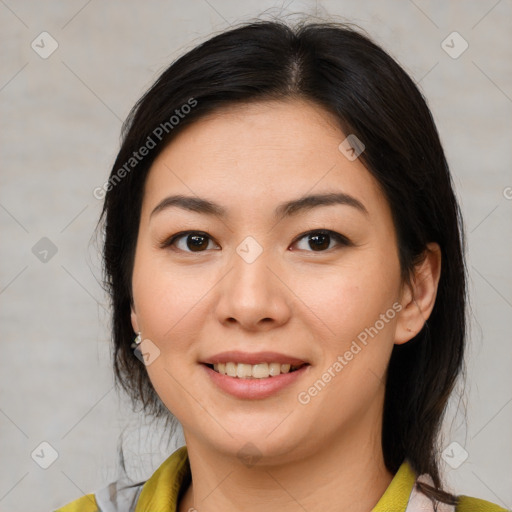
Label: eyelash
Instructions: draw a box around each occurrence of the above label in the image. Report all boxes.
[158,229,353,254]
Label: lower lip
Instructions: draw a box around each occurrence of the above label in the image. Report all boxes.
[201,364,310,400]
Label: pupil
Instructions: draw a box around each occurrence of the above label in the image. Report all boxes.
[185,233,331,252]
[309,233,329,251]
[188,234,208,251]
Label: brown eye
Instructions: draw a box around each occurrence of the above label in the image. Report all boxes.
[162,231,219,253]
[185,234,210,251]
[292,230,351,252]
[161,229,351,254]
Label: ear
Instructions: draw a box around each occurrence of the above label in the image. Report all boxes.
[395,242,442,345]
[130,303,140,334]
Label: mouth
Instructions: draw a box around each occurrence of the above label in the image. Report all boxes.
[203,361,309,379]
[201,351,311,399]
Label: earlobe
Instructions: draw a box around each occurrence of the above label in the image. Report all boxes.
[395,242,442,345]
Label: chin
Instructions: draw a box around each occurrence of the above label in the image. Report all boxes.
[201,427,304,465]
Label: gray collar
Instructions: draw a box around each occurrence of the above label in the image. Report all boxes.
[93,471,455,512]
[94,477,143,512]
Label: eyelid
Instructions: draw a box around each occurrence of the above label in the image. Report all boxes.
[291,229,353,249]
[158,230,219,250]
[159,229,353,253]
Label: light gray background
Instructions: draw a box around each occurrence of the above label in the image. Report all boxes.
[1,1,511,511]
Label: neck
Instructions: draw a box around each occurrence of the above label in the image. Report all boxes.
[178,420,394,512]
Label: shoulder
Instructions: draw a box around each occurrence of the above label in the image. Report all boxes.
[54,493,99,512]
[405,463,509,512]
[53,445,188,512]
[456,494,510,512]
[54,478,144,512]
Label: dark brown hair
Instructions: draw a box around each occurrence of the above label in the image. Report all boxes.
[96,18,467,507]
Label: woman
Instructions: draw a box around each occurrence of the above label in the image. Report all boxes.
[56,18,507,512]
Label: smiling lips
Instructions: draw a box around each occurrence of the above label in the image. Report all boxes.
[202,361,310,400]
[202,351,309,380]
[213,362,303,379]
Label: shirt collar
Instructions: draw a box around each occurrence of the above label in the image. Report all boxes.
[135,446,418,512]
[135,445,191,512]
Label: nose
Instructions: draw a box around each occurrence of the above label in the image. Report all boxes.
[214,248,292,332]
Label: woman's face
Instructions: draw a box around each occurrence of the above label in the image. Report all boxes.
[130,99,410,462]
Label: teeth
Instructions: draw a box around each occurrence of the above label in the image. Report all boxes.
[254,363,275,378]
[269,362,282,376]
[237,363,252,378]
[225,362,236,377]
[212,362,298,379]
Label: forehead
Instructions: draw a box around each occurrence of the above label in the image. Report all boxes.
[142,99,388,221]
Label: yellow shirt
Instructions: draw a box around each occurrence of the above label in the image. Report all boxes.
[54,445,508,512]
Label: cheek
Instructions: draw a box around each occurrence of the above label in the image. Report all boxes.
[131,250,210,350]
[131,256,211,418]
[300,256,400,345]
[293,259,399,422]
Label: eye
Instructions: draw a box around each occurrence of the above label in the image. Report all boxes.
[160,229,352,254]
[160,231,219,253]
[291,230,352,252]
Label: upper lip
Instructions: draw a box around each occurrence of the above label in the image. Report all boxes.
[202,351,308,366]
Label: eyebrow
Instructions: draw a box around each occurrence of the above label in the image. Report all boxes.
[150,191,369,221]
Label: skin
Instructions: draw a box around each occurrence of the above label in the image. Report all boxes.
[130,99,441,512]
